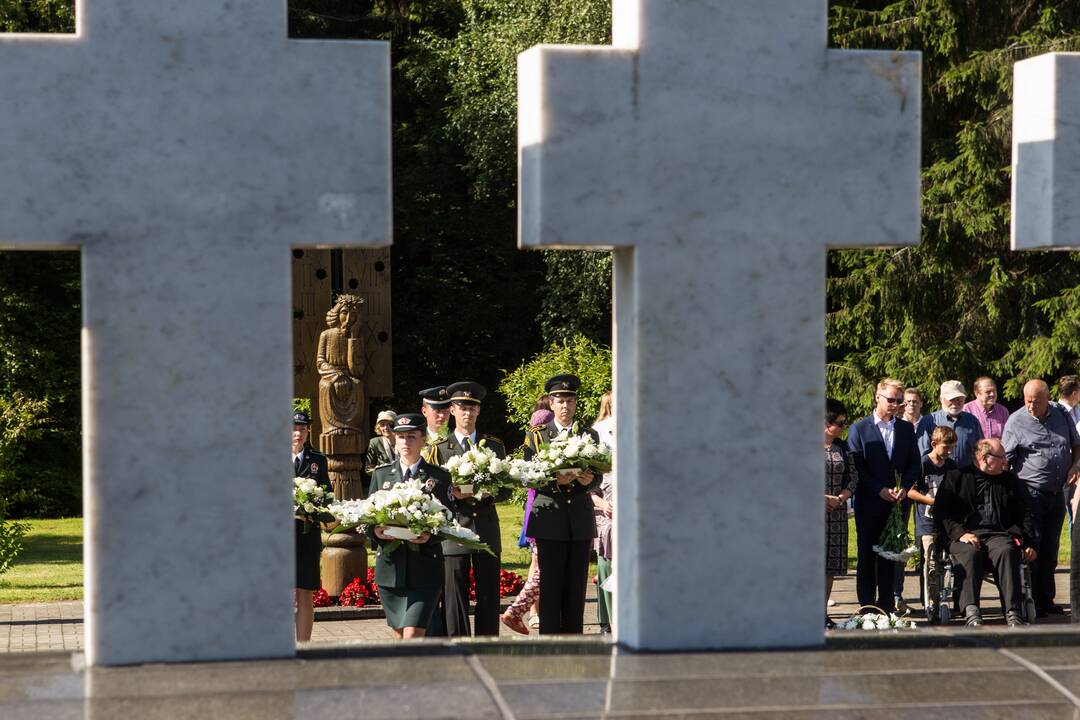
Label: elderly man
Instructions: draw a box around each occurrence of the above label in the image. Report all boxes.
[964,376,1010,440]
[1002,379,1080,616]
[934,439,1036,628]
[848,379,922,612]
[925,381,983,469]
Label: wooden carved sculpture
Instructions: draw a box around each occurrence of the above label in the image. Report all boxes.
[317,293,367,595]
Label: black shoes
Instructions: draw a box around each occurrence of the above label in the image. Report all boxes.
[825,617,836,630]
[1006,611,1025,628]
[964,607,983,627]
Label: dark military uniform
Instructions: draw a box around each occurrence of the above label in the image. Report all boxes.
[525,420,602,634]
[367,459,451,630]
[294,446,332,591]
[425,432,509,637]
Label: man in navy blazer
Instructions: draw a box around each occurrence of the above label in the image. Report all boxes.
[847,378,922,611]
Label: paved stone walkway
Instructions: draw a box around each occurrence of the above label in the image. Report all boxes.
[2,569,1073,652]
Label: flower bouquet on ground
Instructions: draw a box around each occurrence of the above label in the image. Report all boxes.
[294,477,336,532]
[873,474,918,562]
[836,607,916,631]
[329,479,493,556]
[443,442,513,497]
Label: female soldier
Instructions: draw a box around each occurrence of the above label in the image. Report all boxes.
[368,412,452,639]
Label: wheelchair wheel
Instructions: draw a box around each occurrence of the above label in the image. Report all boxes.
[938,604,951,625]
[1023,597,1037,624]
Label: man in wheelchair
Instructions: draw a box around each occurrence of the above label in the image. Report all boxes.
[934,438,1037,627]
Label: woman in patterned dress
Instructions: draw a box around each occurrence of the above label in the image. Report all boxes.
[824,398,858,627]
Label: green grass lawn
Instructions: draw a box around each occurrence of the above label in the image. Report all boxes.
[844,514,1072,569]
[0,511,1069,604]
[0,518,83,603]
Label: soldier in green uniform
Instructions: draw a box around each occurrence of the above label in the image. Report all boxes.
[367,412,452,639]
[419,386,452,443]
[424,381,510,637]
[417,385,452,636]
[292,410,332,642]
[524,374,601,634]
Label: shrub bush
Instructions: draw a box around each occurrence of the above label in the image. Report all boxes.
[498,335,612,431]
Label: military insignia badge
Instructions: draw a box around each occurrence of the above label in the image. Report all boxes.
[311,463,318,472]
[425,478,435,491]
[382,481,391,490]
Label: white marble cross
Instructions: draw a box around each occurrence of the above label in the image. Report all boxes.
[0,1,390,665]
[1012,53,1080,249]
[1011,52,1080,622]
[519,0,921,649]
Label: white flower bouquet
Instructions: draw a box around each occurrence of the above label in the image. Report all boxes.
[873,472,918,562]
[533,433,612,476]
[508,457,556,490]
[330,479,493,555]
[443,441,512,497]
[836,610,916,631]
[293,476,336,529]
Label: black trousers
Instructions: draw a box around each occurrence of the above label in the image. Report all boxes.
[950,531,1021,613]
[855,503,895,611]
[444,552,501,637]
[1024,488,1066,610]
[535,538,591,634]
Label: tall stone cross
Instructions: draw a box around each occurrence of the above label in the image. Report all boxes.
[1011,52,1080,623]
[0,2,390,665]
[519,0,921,649]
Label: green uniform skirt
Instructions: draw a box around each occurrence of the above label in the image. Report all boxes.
[380,586,441,630]
[295,519,322,591]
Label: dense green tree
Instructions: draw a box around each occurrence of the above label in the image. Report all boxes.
[0,253,81,517]
[827,1,1080,416]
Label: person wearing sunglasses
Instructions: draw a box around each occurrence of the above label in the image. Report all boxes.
[847,378,923,613]
[824,399,857,628]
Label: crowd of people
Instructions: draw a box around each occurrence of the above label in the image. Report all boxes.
[826,375,1080,628]
[292,374,615,641]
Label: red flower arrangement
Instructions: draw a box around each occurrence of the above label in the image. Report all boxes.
[315,568,521,608]
[338,577,368,607]
[499,569,525,596]
[467,568,525,599]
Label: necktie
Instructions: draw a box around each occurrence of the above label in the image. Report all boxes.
[294,455,302,475]
[404,467,414,481]
[462,437,472,450]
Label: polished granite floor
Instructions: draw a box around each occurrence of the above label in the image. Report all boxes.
[4,635,1080,719]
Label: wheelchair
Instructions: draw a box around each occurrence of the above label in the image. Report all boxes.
[927,534,1036,625]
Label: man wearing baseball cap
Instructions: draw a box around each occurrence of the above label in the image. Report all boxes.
[925,381,983,470]
[424,381,509,637]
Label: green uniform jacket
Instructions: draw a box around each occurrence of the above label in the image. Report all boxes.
[424,433,510,556]
[524,423,602,541]
[364,435,395,475]
[366,460,450,589]
[296,447,332,494]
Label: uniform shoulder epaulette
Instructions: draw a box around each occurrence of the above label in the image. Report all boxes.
[482,434,504,444]
[308,448,328,459]
[532,423,550,432]
[430,435,449,445]
[373,460,394,470]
